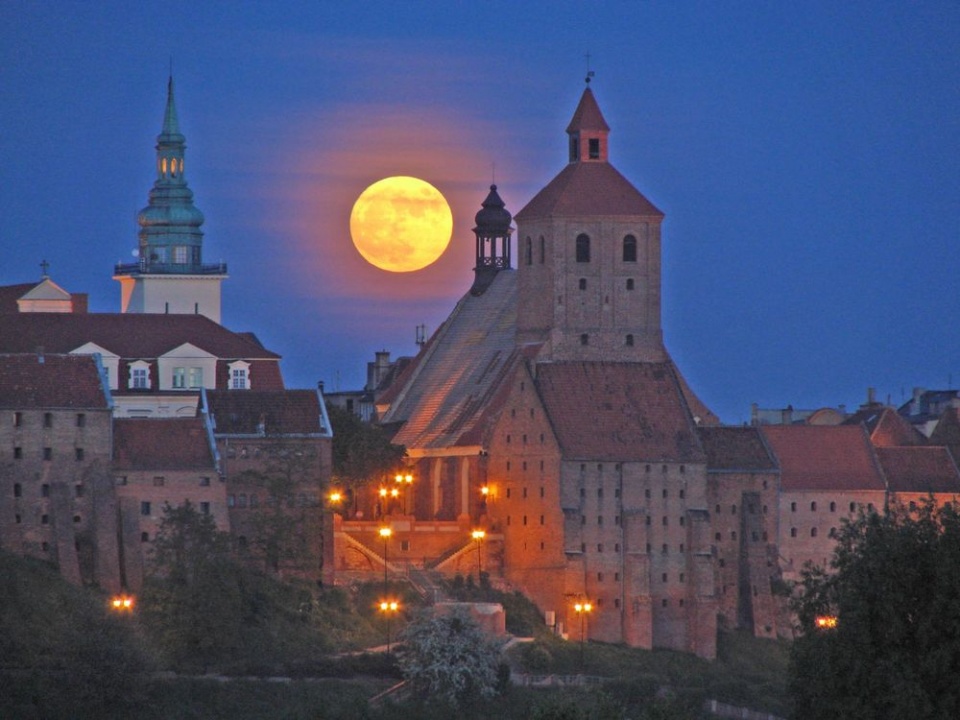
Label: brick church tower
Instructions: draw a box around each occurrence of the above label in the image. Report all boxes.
[515,84,666,362]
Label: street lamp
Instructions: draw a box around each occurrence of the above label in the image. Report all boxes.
[379,599,400,653]
[379,526,392,592]
[395,472,413,515]
[110,594,135,612]
[471,529,486,580]
[574,601,592,669]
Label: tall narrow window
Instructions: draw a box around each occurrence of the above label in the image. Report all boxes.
[43,413,53,428]
[575,234,591,263]
[588,138,600,159]
[539,236,545,263]
[172,367,186,389]
[623,234,637,262]
[525,237,532,265]
[13,412,22,427]
[188,367,203,388]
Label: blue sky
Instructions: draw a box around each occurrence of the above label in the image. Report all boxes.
[2,2,958,423]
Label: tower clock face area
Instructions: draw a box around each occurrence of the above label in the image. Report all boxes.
[349,176,453,272]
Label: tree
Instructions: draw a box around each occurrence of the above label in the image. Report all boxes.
[326,402,406,507]
[789,501,960,719]
[398,606,505,709]
[140,501,244,670]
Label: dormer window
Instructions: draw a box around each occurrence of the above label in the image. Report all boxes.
[228,361,251,390]
[129,361,151,390]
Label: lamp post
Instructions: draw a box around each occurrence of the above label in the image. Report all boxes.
[471,529,486,580]
[395,472,413,515]
[379,526,392,593]
[379,600,400,653]
[574,601,592,669]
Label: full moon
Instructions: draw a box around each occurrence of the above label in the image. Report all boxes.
[349,176,453,272]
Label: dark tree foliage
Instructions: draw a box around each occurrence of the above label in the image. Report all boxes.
[789,501,960,720]
[326,402,406,502]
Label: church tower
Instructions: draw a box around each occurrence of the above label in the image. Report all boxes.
[514,83,665,362]
[113,77,227,323]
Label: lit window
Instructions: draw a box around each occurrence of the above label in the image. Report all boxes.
[173,245,189,264]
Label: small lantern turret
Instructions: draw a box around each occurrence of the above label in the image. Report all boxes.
[470,184,512,296]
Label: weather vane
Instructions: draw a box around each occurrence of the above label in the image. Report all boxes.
[584,52,595,84]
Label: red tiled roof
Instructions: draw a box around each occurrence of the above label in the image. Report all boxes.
[204,390,327,435]
[843,406,925,447]
[113,417,216,471]
[0,312,281,360]
[0,353,109,408]
[515,162,664,220]
[698,426,778,471]
[535,361,705,462]
[566,87,610,133]
[876,446,960,494]
[760,425,885,491]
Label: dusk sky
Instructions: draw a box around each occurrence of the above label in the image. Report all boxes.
[2,2,958,424]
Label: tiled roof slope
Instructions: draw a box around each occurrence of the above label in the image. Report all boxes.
[698,426,778,471]
[204,390,328,436]
[381,271,521,450]
[929,408,960,454]
[566,87,610,133]
[535,361,706,462]
[843,406,925,446]
[0,353,108,408]
[0,312,280,359]
[876,446,960,494]
[515,162,663,220]
[0,283,36,313]
[113,417,215,471]
[761,425,885,492]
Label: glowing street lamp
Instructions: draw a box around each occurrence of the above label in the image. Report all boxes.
[379,599,400,653]
[394,472,414,514]
[110,594,135,612]
[471,529,486,579]
[574,601,593,668]
[815,615,838,629]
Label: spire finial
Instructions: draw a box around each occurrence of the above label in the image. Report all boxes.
[584,52,594,84]
[40,259,50,278]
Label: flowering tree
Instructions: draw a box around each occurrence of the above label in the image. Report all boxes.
[398,606,505,708]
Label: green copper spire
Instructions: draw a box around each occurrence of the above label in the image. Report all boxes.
[134,76,207,272]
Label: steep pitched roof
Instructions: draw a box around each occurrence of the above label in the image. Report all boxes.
[113,417,216,471]
[0,353,109,409]
[566,87,610,133]
[760,425,885,492]
[843,406,925,446]
[534,361,705,462]
[0,312,280,360]
[698,426,778,472]
[929,407,960,453]
[380,271,521,451]
[515,162,663,220]
[875,446,960,495]
[204,390,329,436]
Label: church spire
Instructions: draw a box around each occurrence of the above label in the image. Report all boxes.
[566,86,610,163]
[470,184,513,296]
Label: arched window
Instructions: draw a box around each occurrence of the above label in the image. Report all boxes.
[525,237,532,265]
[623,234,637,262]
[575,234,590,263]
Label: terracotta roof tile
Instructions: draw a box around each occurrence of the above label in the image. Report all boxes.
[535,361,705,462]
[876,446,960,494]
[0,312,280,360]
[565,88,610,133]
[113,417,215,471]
[698,426,777,471]
[381,271,519,450]
[515,162,664,220]
[204,390,327,436]
[843,406,925,446]
[0,353,109,408]
[761,425,885,491]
